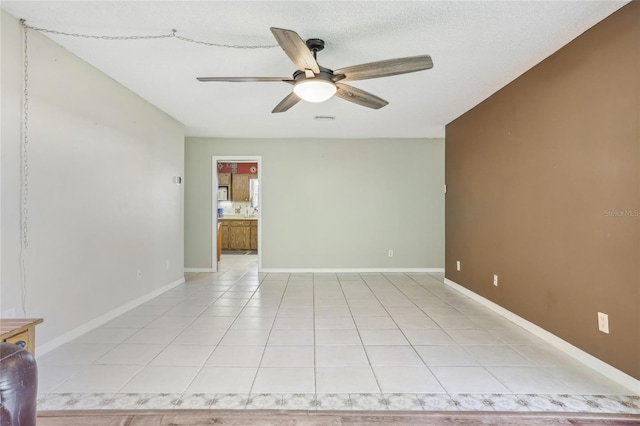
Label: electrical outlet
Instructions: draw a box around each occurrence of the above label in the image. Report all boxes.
[597,312,609,334]
[388,249,394,257]
[137,269,142,281]
[493,274,499,286]
[456,261,461,271]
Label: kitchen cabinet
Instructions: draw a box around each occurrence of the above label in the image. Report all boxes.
[229,220,251,250]
[218,173,231,186]
[250,221,258,250]
[219,221,229,250]
[231,174,250,201]
[219,219,256,251]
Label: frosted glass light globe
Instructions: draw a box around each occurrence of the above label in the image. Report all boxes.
[293,79,337,103]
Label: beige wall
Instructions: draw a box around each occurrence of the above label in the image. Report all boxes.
[445,3,639,379]
[1,11,185,350]
[185,138,444,270]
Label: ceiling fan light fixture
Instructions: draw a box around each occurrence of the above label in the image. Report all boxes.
[198,28,433,113]
[293,79,337,103]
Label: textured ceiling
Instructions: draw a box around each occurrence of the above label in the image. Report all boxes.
[1,1,628,138]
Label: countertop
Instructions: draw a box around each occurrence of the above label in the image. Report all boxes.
[218,215,258,221]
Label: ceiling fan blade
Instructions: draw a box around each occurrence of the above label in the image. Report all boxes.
[270,27,320,74]
[197,77,294,83]
[334,55,433,82]
[272,92,301,113]
[335,84,388,109]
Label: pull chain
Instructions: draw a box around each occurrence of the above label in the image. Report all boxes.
[22,24,277,49]
[20,19,30,316]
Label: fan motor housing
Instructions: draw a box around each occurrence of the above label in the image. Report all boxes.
[293,67,334,82]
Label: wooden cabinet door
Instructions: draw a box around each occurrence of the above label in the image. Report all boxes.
[218,173,231,186]
[250,222,258,250]
[220,222,229,250]
[231,174,250,201]
[229,225,250,250]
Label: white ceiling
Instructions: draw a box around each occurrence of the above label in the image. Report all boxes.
[1,1,628,139]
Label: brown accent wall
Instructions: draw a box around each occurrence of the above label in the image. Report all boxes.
[445,3,640,379]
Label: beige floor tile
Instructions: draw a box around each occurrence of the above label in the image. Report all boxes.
[206,345,265,367]
[272,316,314,329]
[365,345,424,366]
[431,366,510,393]
[315,366,379,393]
[150,344,215,366]
[261,345,314,367]
[373,366,445,393]
[354,316,398,329]
[315,345,369,366]
[414,345,477,366]
[464,345,534,366]
[230,316,275,329]
[172,327,226,345]
[52,365,142,393]
[95,343,165,365]
[268,329,314,345]
[486,366,576,393]
[219,329,270,345]
[315,329,362,345]
[447,329,503,345]
[315,316,356,329]
[120,365,199,393]
[186,367,257,393]
[251,367,315,393]
[359,329,409,345]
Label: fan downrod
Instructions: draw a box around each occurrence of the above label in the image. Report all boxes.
[305,38,325,58]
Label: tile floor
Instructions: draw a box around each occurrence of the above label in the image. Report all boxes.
[36,255,640,413]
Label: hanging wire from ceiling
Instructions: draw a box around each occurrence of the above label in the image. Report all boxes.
[19,19,30,316]
[22,23,278,49]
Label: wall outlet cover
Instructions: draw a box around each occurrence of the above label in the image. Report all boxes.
[456,261,461,271]
[597,312,609,334]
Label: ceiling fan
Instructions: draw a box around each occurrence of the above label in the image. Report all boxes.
[197,27,433,113]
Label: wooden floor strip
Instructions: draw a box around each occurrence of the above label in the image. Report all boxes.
[37,409,640,425]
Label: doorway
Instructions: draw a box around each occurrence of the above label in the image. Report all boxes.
[212,156,262,272]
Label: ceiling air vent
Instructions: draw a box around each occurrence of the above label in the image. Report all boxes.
[314,116,336,121]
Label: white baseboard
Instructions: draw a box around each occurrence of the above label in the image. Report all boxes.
[36,277,185,357]
[184,268,215,273]
[260,268,445,273]
[443,278,640,395]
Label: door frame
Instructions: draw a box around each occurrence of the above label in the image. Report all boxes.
[212,156,262,272]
